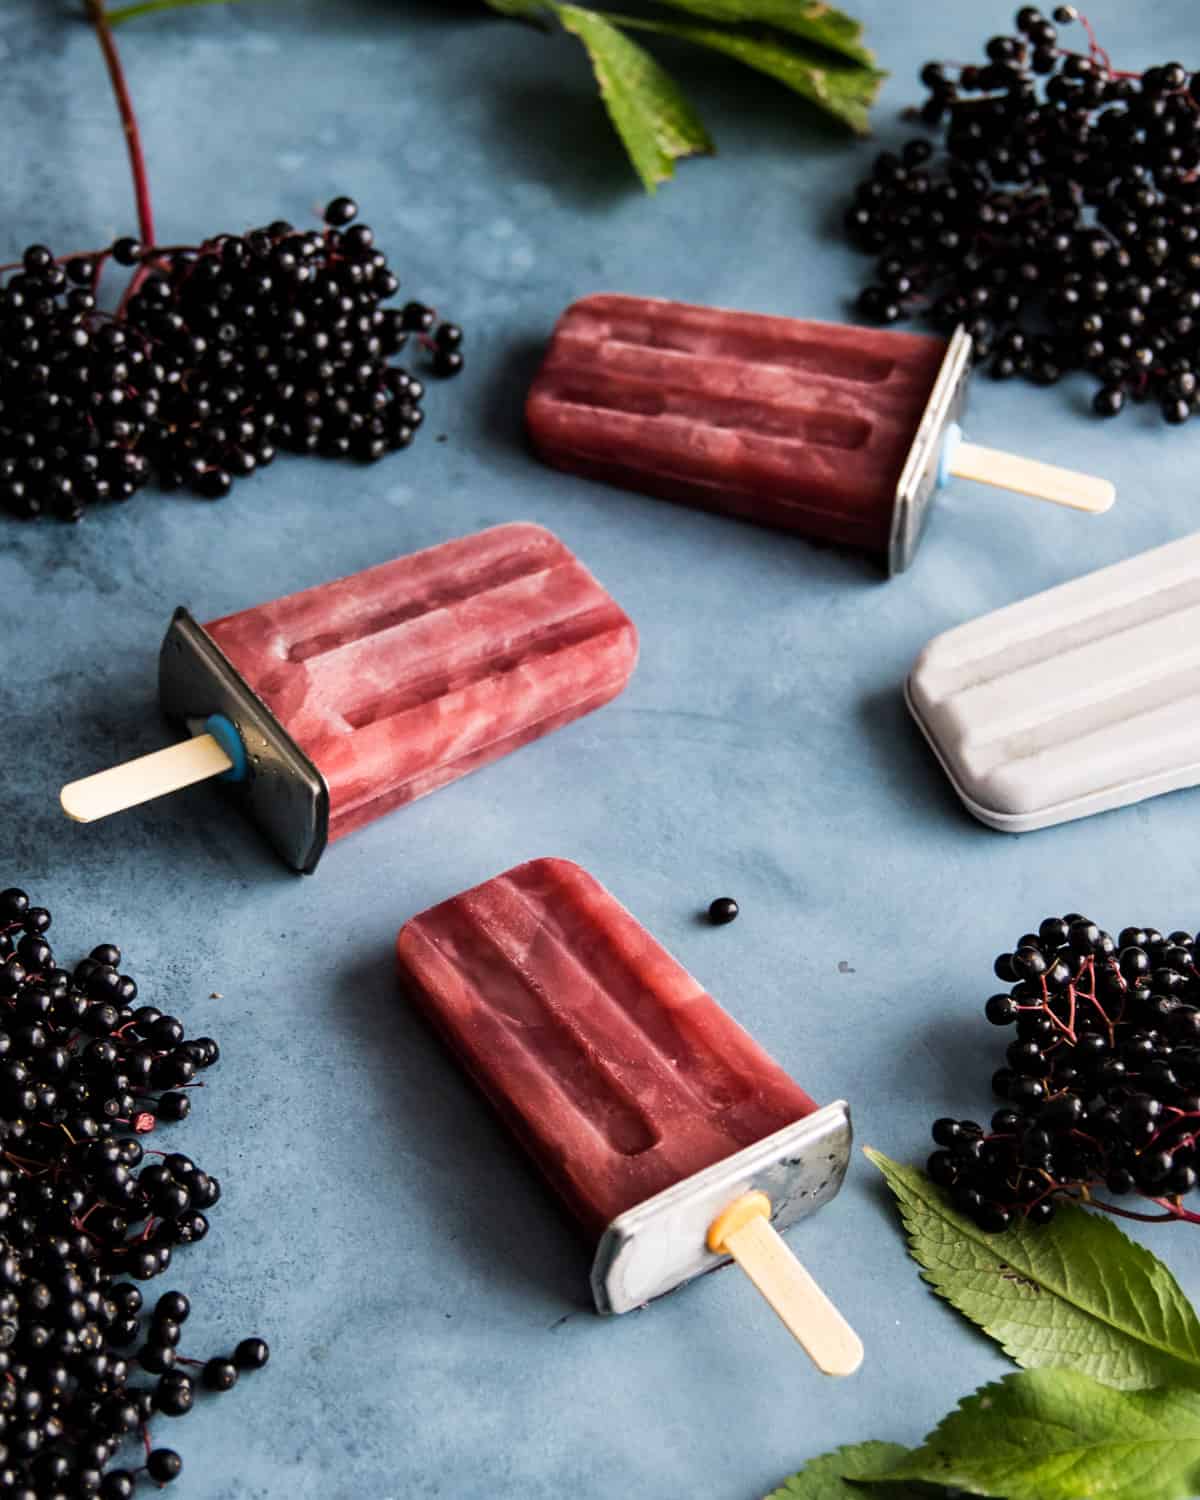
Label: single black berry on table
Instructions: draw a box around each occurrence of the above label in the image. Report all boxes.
[928,913,1200,1231]
[0,885,268,1486]
[707,897,739,926]
[234,1335,270,1370]
[843,8,1200,424]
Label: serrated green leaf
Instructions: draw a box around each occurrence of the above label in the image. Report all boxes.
[883,1369,1200,1500]
[616,15,882,135]
[648,0,876,69]
[764,1441,924,1499]
[553,5,714,191]
[866,1148,1200,1391]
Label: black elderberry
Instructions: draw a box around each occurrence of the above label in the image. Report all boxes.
[146,1448,182,1482]
[845,22,1200,423]
[156,1092,191,1123]
[0,887,266,1484]
[3,205,464,524]
[203,1356,238,1391]
[985,993,1020,1025]
[233,1336,269,1370]
[932,913,1200,1228]
[110,237,142,267]
[1094,385,1125,417]
[153,1372,194,1417]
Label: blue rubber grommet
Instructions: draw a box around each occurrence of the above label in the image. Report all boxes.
[204,713,249,783]
[937,421,964,489]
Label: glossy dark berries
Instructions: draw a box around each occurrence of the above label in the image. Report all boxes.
[930,915,1200,1230]
[2,206,464,524]
[323,196,358,226]
[202,1357,238,1391]
[234,1335,270,1370]
[845,12,1200,424]
[0,886,266,1486]
[111,236,143,266]
[707,897,739,926]
[146,1448,183,1482]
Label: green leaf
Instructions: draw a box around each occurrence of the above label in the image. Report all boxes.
[866,1148,1200,1391]
[647,0,876,69]
[883,1368,1200,1500]
[481,0,552,22]
[616,15,883,135]
[106,0,234,25]
[764,1442,926,1499]
[553,5,714,191]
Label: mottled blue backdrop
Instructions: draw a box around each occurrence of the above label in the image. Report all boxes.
[3,1,1200,1495]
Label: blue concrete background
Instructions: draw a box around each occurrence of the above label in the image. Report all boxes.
[3,0,1200,1494]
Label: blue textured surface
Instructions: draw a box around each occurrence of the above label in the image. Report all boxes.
[3,1,1200,1495]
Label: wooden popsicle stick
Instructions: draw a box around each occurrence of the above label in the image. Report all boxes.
[707,1192,863,1377]
[947,440,1115,515]
[61,734,234,824]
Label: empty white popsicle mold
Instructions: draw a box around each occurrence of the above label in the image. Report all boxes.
[906,531,1200,832]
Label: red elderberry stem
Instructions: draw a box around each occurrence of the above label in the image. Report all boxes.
[1086,1195,1182,1223]
[1151,1198,1200,1224]
[85,0,156,249]
[1073,13,1112,71]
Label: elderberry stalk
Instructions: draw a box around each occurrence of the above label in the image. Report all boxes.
[930,914,1200,1232]
[2,0,466,524]
[844,5,1200,426]
[0,886,269,1490]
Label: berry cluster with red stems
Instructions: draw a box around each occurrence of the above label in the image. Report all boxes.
[2,0,464,525]
[845,6,1200,424]
[1,200,463,522]
[930,915,1200,1232]
[0,887,267,1493]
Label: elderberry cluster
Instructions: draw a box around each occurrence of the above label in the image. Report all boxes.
[845,6,1200,423]
[1,196,463,522]
[0,887,268,1494]
[929,914,1200,1233]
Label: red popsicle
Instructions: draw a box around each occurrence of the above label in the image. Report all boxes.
[61,526,637,871]
[527,295,1114,573]
[204,523,636,845]
[397,858,860,1372]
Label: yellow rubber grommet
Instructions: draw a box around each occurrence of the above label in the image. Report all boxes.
[706,1190,772,1254]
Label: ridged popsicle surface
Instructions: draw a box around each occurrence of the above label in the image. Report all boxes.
[204,525,638,842]
[527,294,948,559]
[396,858,818,1243]
[909,532,1200,823]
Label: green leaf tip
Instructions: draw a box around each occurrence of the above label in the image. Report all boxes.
[482,0,553,22]
[482,0,881,186]
[865,1147,1200,1391]
[882,1368,1200,1500]
[764,1441,916,1499]
[554,5,715,192]
[617,15,883,136]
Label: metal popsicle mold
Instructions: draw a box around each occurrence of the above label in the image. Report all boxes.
[158,608,330,873]
[591,1100,852,1315]
[888,325,973,577]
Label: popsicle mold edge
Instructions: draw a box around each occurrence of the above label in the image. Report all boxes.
[159,608,330,873]
[591,1100,852,1315]
[904,674,1200,833]
[889,326,972,576]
